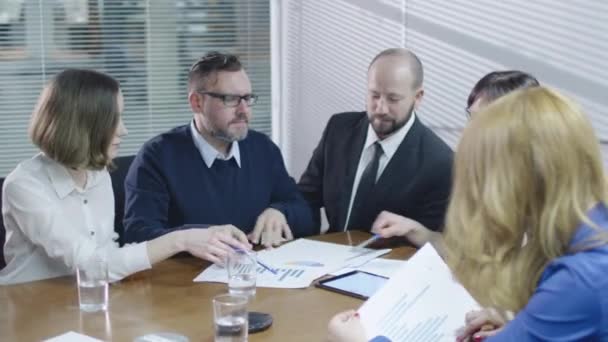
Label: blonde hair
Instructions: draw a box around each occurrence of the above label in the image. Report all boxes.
[445,86,608,313]
[30,69,120,170]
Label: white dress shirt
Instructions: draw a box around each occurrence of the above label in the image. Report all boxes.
[0,153,151,285]
[343,112,417,230]
[190,120,241,168]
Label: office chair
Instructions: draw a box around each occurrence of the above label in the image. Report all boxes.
[110,155,135,246]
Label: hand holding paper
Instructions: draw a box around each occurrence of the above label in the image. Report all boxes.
[356,244,479,341]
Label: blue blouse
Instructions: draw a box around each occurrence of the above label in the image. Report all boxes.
[489,203,608,341]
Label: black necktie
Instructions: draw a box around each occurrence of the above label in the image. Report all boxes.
[346,142,383,230]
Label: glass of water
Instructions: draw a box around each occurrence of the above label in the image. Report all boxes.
[213,294,248,342]
[77,255,109,312]
[226,250,257,299]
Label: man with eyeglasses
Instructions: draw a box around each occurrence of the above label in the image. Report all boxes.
[123,52,314,260]
[298,48,453,247]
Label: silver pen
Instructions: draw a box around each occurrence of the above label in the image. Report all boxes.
[350,234,381,252]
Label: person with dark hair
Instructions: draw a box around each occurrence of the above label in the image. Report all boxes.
[298,48,454,245]
[466,70,539,116]
[0,69,252,285]
[124,52,314,249]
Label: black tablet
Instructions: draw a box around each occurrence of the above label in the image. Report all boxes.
[315,270,388,299]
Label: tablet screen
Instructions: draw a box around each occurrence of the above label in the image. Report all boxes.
[321,271,388,298]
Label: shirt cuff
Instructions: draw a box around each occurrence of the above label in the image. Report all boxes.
[108,242,152,282]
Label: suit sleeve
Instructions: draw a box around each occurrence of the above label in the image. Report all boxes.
[123,143,195,242]
[297,116,334,232]
[414,153,453,232]
[267,142,315,238]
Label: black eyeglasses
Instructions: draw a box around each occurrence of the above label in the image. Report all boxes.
[197,91,258,107]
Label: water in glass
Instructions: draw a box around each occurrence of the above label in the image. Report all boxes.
[78,279,108,312]
[214,315,248,342]
[228,274,256,299]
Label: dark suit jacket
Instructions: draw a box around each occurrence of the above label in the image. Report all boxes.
[298,111,454,233]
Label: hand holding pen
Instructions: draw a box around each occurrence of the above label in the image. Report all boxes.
[180,225,252,265]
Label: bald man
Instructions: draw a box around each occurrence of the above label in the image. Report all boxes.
[298,48,453,246]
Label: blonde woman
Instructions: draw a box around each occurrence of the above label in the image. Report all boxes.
[327,88,608,340]
[0,69,251,285]
[447,87,608,340]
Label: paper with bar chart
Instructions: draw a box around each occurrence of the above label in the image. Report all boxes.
[193,238,391,288]
[358,244,479,342]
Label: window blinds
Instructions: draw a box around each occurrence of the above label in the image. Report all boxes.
[278,0,608,177]
[0,0,271,177]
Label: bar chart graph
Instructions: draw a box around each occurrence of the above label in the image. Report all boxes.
[231,263,306,282]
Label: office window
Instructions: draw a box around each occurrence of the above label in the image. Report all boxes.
[279,0,608,177]
[0,0,270,177]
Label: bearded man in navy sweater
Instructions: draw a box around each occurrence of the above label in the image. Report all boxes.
[123,52,314,261]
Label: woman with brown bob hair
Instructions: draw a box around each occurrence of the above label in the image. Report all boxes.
[1,69,251,285]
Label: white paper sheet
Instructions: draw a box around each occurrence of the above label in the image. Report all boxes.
[358,244,479,342]
[44,331,104,342]
[330,258,405,278]
[193,238,391,288]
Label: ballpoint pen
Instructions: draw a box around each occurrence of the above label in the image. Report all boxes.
[351,234,381,251]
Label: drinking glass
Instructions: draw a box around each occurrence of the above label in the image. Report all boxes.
[226,250,257,299]
[77,255,109,312]
[213,294,248,342]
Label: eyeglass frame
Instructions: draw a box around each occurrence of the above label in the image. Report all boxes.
[195,91,258,108]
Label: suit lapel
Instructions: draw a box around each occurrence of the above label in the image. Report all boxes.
[373,117,423,199]
[336,115,369,230]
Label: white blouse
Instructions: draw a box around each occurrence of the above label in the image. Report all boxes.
[0,153,151,285]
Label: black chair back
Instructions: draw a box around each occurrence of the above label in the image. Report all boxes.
[110,156,135,246]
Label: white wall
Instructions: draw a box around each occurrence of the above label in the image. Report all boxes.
[276,0,608,178]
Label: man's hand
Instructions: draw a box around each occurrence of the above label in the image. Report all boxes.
[181,225,252,264]
[371,211,434,247]
[248,208,294,248]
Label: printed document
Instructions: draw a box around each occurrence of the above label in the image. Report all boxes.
[358,244,479,342]
[194,238,390,288]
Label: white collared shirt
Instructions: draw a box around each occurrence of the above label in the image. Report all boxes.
[0,153,151,285]
[190,120,241,168]
[343,112,417,230]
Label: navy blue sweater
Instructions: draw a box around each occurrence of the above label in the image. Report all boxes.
[123,124,314,243]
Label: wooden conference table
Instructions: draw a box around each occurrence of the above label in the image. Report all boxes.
[0,232,416,341]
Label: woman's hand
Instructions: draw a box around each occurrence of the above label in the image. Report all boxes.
[456,308,505,341]
[326,310,367,342]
